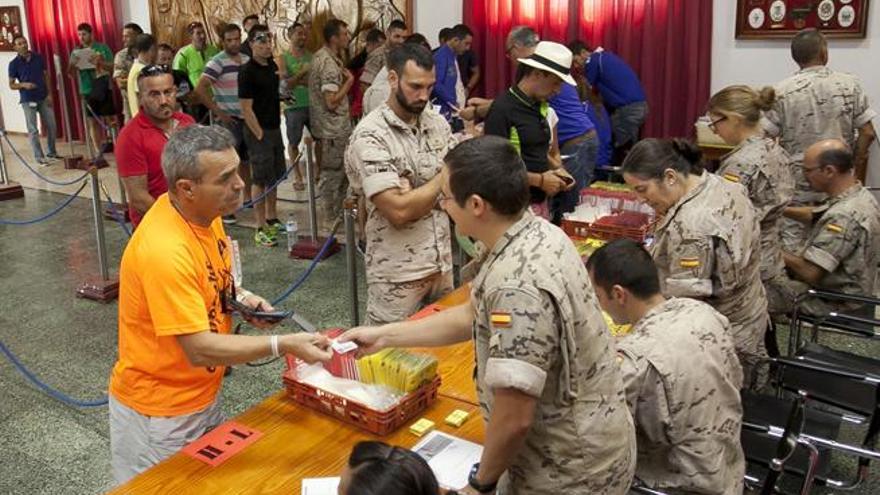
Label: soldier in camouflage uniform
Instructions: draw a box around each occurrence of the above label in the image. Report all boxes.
[341,136,636,495]
[309,19,354,225]
[764,28,876,251]
[345,43,455,325]
[586,239,745,494]
[623,139,769,387]
[780,140,880,317]
[707,85,794,314]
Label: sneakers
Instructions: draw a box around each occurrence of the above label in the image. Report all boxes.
[37,157,50,165]
[254,228,278,247]
[266,218,284,232]
[222,214,237,225]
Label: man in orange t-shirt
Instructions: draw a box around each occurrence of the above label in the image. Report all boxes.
[108,125,332,485]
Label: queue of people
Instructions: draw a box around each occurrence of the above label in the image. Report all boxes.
[9,14,878,495]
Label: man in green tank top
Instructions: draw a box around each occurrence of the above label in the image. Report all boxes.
[279,22,313,190]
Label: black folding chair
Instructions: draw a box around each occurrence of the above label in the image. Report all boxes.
[758,356,880,490]
[788,289,880,356]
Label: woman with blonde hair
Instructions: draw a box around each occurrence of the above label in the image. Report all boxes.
[707,85,794,318]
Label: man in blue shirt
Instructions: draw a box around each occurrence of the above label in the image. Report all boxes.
[582,43,647,154]
[432,24,471,118]
[8,35,58,164]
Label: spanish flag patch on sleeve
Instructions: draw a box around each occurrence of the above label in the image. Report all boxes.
[679,257,701,268]
[825,223,844,234]
[722,173,741,183]
[490,312,512,328]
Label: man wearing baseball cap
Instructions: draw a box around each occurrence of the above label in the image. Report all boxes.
[483,41,576,213]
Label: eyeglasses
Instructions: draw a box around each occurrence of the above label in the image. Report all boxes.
[708,115,727,132]
[137,64,170,80]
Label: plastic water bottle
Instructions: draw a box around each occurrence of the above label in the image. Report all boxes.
[286,214,298,251]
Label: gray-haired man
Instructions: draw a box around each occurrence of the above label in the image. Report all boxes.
[108,125,331,485]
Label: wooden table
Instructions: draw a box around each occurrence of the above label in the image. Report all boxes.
[698,142,734,172]
[108,287,480,494]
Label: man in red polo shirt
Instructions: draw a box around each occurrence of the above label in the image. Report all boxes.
[116,65,195,227]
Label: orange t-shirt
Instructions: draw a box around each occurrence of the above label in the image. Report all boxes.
[109,194,233,416]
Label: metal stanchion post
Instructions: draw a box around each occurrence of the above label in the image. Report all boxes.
[76,168,119,301]
[103,120,129,222]
[289,141,340,259]
[344,199,360,327]
[0,129,25,201]
[53,54,76,159]
[305,141,319,242]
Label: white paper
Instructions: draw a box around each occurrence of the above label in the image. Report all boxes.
[301,477,340,495]
[412,430,483,490]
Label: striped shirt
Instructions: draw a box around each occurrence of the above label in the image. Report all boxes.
[201,51,250,117]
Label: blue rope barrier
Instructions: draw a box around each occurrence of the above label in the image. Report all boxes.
[271,229,338,306]
[238,163,296,212]
[0,181,88,225]
[0,339,108,408]
[3,133,90,186]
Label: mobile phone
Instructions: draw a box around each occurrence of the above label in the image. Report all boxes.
[230,298,292,323]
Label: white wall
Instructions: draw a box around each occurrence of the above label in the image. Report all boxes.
[712,0,880,186]
[414,0,462,48]
[0,0,30,133]
[116,0,150,31]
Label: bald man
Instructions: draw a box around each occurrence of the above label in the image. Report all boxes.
[776,140,880,316]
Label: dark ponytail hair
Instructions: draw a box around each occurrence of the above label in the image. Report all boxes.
[622,138,704,180]
[345,441,440,495]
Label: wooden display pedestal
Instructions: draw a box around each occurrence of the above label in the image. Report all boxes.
[0,182,24,201]
[289,237,340,260]
[104,203,130,223]
[75,277,120,302]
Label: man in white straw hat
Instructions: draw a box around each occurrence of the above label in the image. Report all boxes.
[483,40,576,215]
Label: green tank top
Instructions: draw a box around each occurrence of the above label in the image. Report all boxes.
[283,51,312,110]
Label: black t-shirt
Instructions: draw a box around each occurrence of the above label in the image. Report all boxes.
[457,50,478,84]
[483,86,551,202]
[238,58,281,129]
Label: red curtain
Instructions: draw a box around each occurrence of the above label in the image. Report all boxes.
[24,0,121,140]
[464,0,713,139]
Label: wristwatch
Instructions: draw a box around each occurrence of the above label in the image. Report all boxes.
[468,463,497,493]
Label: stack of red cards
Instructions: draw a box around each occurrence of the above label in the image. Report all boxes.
[323,328,360,380]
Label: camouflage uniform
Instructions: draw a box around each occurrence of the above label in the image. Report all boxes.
[346,103,455,325]
[617,297,745,494]
[764,66,877,251]
[309,46,353,223]
[360,46,387,86]
[650,172,769,386]
[114,48,135,121]
[718,135,794,314]
[778,183,880,316]
[471,211,636,494]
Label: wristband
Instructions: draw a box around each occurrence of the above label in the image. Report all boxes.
[270,335,280,358]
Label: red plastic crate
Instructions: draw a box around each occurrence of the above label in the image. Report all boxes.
[563,188,654,242]
[282,356,441,436]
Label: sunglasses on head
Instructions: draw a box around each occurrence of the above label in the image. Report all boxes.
[137,64,170,80]
[187,21,204,33]
[251,31,273,43]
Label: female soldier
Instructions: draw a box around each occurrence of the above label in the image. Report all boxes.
[622,139,769,387]
[707,85,794,315]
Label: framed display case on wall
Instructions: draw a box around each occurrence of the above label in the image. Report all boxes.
[735,0,870,39]
[0,6,23,52]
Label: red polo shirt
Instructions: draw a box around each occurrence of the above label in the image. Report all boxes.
[116,111,195,227]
